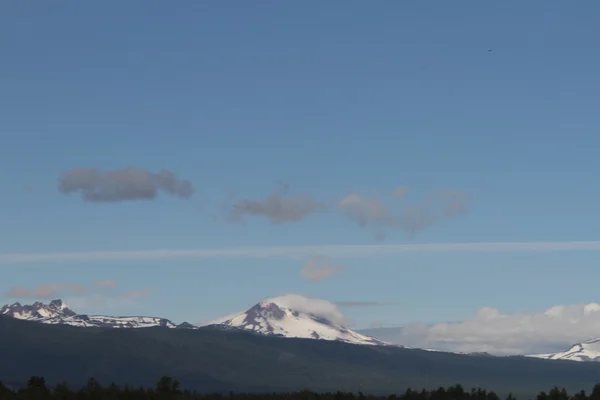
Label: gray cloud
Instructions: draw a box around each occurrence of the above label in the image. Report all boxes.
[338,188,469,238]
[58,167,193,202]
[301,255,346,282]
[227,186,326,225]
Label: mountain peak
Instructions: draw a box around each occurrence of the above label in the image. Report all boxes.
[1,298,76,320]
[216,294,387,346]
[49,299,65,308]
[250,302,286,320]
[259,293,350,327]
[528,337,600,362]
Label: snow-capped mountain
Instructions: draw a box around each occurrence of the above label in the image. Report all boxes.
[0,299,196,329]
[528,337,600,362]
[209,295,388,346]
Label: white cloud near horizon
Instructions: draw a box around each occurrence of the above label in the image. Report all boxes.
[2,240,600,265]
[369,302,600,356]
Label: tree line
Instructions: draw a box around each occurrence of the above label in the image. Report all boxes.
[2,376,600,400]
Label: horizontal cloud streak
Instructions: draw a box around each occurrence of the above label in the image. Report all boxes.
[1,240,600,265]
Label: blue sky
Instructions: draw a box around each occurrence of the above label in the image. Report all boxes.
[2,1,600,330]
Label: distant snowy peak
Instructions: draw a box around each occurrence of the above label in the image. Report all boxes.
[528,337,600,362]
[215,297,388,346]
[0,299,76,320]
[0,299,196,330]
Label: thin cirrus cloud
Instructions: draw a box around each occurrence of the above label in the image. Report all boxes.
[58,167,194,202]
[2,241,600,265]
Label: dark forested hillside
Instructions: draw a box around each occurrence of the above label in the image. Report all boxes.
[2,315,600,398]
[3,376,600,400]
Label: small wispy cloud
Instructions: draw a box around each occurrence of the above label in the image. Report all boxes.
[301,255,346,282]
[5,282,88,299]
[1,241,600,265]
[226,185,326,225]
[338,189,469,239]
[394,186,409,198]
[58,167,193,202]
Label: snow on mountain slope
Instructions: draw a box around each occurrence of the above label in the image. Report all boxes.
[0,299,196,329]
[528,337,600,362]
[211,294,388,346]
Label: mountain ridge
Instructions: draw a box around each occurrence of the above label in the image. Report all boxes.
[0,298,196,329]
[0,296,387,347]
[5,297,600,361]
